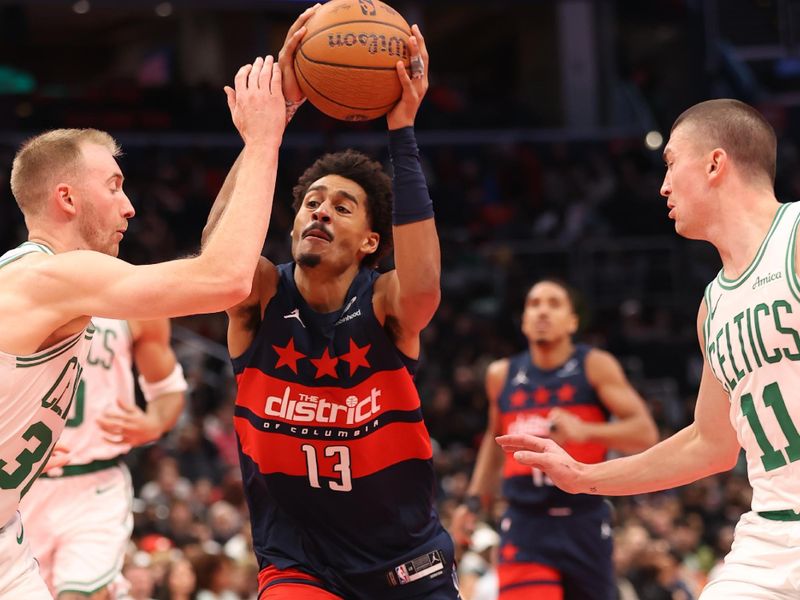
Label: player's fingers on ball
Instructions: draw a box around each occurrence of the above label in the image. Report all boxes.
[397,61,414,88]
[283,26,307,57]
[411,25,429,60]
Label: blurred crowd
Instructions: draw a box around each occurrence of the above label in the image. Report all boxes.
[2,118,800,599]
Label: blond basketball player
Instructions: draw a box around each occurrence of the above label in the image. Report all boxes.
[498,99,800,598]
[21,317,186,599]
[0,55,285,598]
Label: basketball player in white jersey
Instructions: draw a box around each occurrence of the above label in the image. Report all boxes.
[21,317,186,599]
[499,99,800,598]
[0,55,286,598]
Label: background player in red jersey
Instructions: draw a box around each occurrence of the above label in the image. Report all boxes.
[451,279,658,600]
[202,9,459,600]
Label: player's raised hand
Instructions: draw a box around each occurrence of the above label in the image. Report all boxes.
[223,55,286,145]
[496,433,588,495]
[279,3,320,104]
[387,24,429,130]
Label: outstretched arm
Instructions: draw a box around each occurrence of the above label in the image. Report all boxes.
[202,4,318,249]
[380,26,440,341]
[497,300,741,496]
[20,56,285,331]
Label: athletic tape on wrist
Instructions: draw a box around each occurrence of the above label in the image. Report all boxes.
[138,363,188,403]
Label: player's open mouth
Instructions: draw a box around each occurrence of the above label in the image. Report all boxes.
[303,228,332,242]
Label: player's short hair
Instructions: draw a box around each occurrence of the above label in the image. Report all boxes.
[10,128,121,217]
[292,149,393,269]
[529,277,581,315]
[671,99,777,184]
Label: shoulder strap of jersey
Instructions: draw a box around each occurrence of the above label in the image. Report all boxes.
[0,241,54,271]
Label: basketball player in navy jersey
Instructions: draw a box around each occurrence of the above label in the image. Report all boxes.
[451,279,657,600]
[202,12,459,600]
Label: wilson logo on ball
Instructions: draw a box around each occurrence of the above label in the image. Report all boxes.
[295,0,412,121]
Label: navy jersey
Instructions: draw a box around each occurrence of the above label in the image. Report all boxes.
[233,263,454,599]
[497,345,610,511]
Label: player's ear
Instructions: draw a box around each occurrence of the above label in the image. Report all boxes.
[708,148,726,180]
[55,184,77,216]
[361,232,379,255]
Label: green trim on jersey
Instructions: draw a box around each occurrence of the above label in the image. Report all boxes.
[716,203,790,290]
[20,241,54,255]
[39,457,120,478]
[786,208,800,303]
[15,330,88,368]
[702,282,713,348]
[0,241,54,270]
[758,509,800,521]
[56,551,125,595]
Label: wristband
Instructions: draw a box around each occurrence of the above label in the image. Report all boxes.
[138,363,188,403]
[389,126,434,225]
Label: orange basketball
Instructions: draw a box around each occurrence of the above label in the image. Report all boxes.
[294,0,411,121]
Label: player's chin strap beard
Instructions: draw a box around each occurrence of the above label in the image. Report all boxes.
[298,253,322,268]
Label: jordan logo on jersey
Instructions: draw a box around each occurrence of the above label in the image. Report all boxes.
[283,308,305,328]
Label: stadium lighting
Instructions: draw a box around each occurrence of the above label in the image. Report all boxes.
[644,130,663,151]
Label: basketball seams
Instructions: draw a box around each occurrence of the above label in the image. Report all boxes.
[295,59,397,113]
[297,46,409,72]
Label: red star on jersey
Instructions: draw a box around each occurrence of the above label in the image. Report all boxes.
[500,543,519,562]
[533,386,551,405]
[310,348,339,379]
[340,339,371,376]
[557,383,576,402]
[510,389,528,407]
[272,338,306,374]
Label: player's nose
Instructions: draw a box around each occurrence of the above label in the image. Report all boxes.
[311,204,331,223]
[660,176,671,198]
[121,193,135,219]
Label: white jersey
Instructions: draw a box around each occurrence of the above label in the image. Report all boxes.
[0,242,94,525]
[58,317,135,464]
[704,201,800,512]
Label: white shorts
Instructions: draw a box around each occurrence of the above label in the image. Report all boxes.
[20,462,133,596]
[701,511,800,599]
[0,511,51,599]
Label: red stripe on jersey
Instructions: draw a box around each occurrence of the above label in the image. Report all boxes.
[235,416,432,479]
[500,405,607,478]
[235,367,420,429]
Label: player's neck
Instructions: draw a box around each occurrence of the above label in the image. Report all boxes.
[713,193,781,277]
[529,338,574,370]
[26,227,72,254]
[294,261,360,313]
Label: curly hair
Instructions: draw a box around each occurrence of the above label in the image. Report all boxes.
[292,149,393,269]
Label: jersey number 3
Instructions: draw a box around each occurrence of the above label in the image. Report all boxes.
[302,444,353,492]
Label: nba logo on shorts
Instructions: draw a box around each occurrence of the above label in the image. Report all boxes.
[395,564,410,584]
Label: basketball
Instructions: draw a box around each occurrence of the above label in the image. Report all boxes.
[294,0,412,121]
